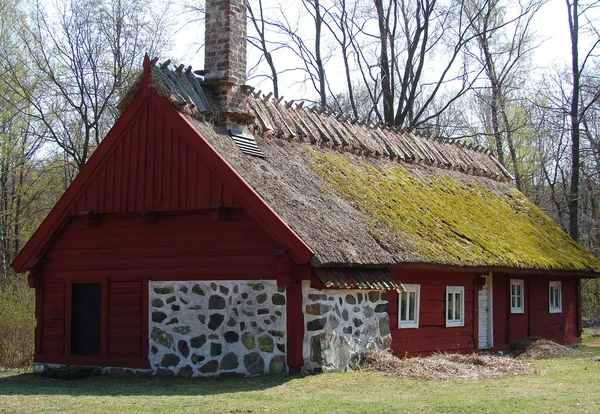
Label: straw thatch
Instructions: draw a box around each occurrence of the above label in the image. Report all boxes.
[142,60,600,274]
[360,349,535,380]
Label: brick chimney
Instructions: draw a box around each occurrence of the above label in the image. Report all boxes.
[204,0,251,125]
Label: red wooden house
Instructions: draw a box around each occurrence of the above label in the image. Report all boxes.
[12,0,600,376]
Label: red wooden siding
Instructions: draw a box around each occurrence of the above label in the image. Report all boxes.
[492,273,580,350]
[41,282,66,355]
[388,270,477,356]
[34,209,279,367]
[72,102,240,215]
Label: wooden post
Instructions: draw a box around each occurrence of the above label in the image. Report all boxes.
[473,274,479,351]
[286,279,304,373]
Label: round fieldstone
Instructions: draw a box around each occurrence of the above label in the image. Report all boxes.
[275,311,282,316]
[190,305,202,310]
[156,368,174,376]
[346,294,356,305]
[368,291,380,303]
[161,353,180,368]
[153,286,174,295]
[258,335,274,353]
[209,295,226,310]
[357,293,363,303]
[166,296,176,304]
[244,352,265,374]
[276,343,285,353]
[151,327,173,349]
[257,308,269,315]
[178,340,190,358]
[364,306,374,318]
[151,298,164,308]
[307,318,327,331]
[241,332,255,350]
[166,318,178,325]
[178,365,193,377]
[375,303,388,313]
[353,318,364,328]
[181,298,189,305]
[199,360,219,373]
[379,315,391,336]
[241,292,248,299]
[192,284,205,296]
[191,354,205,364]
[208,314,225,330]
[269,355,287,374]
[171,304,180,312]
[220,352,239,370]
[264,319,271,325]
[151,345,158,355]
[249,283,265,291]
[240,321,246,331]
[308,293,327,301]
[380,292,387,301]
[256,293,268,304]
[210,342,222,356]
[197,314,206,324]
[227,317,237,327]
[219,285,229,295]
[224,331,240,343]
[233,284,239,294]
[272,294,286,306]
[173,326,191,335]
[342,309,349,321]
[242,311,254,317]
[190,335,206,349]
[268,330,285,338]
[343,326,353,334]
[152,311,167,323]
[211,283,217,291]
[180,286,188,294]
[329,315,340,329]
[270,315,277,322]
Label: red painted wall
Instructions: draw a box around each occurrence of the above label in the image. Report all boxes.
[492,273,580,351]
[387,269,477,356]
[35,206,279,368]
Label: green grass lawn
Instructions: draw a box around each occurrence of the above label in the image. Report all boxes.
[1,339,600,413]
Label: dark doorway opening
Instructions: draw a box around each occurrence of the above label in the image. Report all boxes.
[71,283,101,356]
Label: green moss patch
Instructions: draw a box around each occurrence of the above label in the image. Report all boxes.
[308,149,600,271]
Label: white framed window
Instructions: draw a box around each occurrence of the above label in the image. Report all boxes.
[549,281,562,313]
[510,279,524,314]
[398,284,420,329]
[446,286,464,327]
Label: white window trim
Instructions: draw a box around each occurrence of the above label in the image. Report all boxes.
[510,279,525,314]
[549,281,562,314]
[398,284,420,329]
[446,286,465,327]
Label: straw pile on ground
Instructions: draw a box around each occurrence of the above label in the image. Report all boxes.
[360,350,535,380]
[511,337,575,359]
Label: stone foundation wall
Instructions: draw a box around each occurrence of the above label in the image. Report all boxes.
[302,281,391,372]
[149,280,287,377]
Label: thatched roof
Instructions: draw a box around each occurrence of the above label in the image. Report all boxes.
[147,60,600,274]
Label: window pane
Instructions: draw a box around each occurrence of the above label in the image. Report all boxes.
[448,293,453,320]
[409,292,416,321]
[400,293,407,321]
[455,293,462,320]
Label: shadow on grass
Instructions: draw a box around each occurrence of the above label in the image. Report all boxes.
[0,371,299,397]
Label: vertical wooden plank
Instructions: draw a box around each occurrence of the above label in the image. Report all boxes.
[128,117,140,212]
[145,106,155,210]
[505,275,511,345]
[86,178,98,213]
[527,276,532,337]
[97,165,106,214]
[121,130,131,212]
[114,142,123,213]
[180,141,188,209]
[65,281,72,356]
[136,104,148,211]
[473,274,479,351]
[105,152,115,213]
[576,277,582,337]
[154,110,164,209]
[163,123,172,211]
[187,146,196,210]
[101,280,109,359]
[141,276,149,359]
[222,186,235,207]
[197,160,210,208]
[170,133,179,210]
[35,283,43,354]
[210,174,223,205]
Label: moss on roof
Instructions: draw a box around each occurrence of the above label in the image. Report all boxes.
[309,149,600,272]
